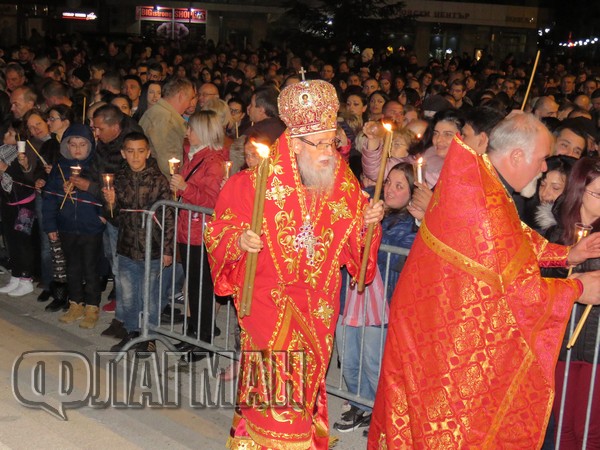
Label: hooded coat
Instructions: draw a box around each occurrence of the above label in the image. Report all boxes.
[42,123,105,236]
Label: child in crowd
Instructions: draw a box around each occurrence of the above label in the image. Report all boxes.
[102,131,174,353]
[42,123,105,328]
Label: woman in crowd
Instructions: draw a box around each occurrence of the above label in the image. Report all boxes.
[421,109,465,187]
[361,124,417,187]
[522,155,577,233]
[226,97,251,140]
[334,162,417,435]
[133,81,162,122]
[0,123,45,297]
[543,157,600,449]
[169,110,225,361]
[367,90,389,122]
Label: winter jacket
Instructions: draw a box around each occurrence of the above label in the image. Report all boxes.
[176,144,225,246]
[543,222,600,364]
[108,157,174,260]
[42,124,105,235]
[90,116,143,198]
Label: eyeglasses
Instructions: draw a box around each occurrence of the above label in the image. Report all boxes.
[297,136,341,152]
[229,108,242,114]
[47,116,62,122]
[586,190,600,199]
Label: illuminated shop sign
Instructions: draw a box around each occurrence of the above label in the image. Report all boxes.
[136,6,207,23]
[62,12,97,20]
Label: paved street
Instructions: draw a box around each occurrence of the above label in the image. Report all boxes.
[0,275,368,449]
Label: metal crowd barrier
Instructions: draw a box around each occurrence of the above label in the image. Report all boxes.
[118,199,598,447]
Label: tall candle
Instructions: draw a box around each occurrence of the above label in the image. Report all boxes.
[357,123,393,292]
[225,161,232,180]
[240,142,270,318]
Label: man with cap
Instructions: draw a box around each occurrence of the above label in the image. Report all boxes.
[205,76,384,449]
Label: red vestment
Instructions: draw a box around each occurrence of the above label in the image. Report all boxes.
[368,137,582,449]
[204,132,381,449]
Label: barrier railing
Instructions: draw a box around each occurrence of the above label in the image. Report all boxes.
[119,199,597,447]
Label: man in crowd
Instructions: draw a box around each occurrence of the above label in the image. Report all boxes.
[369,113,600,448]
[10,86,36,119]
[553,121,588,159]
[139,77,196,177]
[533,96,559,119]
[205,77,384,449]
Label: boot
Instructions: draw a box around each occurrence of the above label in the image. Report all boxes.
[111,331,140,352]
[8,278,34,297]
[0,276,19,293]
[59,301,85,323]
[79,305,100,329]
[46,282,69,312]
[101,318,128,339]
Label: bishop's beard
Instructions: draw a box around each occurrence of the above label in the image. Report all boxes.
[296,150,336,193]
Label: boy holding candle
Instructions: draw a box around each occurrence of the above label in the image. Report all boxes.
[102,131,174,352]
[42,123,105,327]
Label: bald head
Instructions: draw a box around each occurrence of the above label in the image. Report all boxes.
[533,96,558,119]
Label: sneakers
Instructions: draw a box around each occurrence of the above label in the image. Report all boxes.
[79,305,100,329]
[8,278,34,297]
[46,282,69,312]
[0,277,20,294]
[101,318,128,339]
[59,301,85,323]
[333,406,371,433]
[102,299,116,313]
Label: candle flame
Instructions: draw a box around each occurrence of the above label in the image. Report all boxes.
[226,161,232,168]
[417,157,424,164]
[383,122,393,132]
[168,158,180,164]
[252,141,270,159]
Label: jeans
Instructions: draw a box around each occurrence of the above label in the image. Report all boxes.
[118,255,161,332]
[35,194,52,289]
[103,222,122,319]
[336,318,387,412]
[60,232,103,306]
[160,261,185,311]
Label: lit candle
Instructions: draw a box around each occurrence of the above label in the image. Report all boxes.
[357,123,393,292]
[417,157,424,184]
[240,141,270,318]
[102,173,114,190]
[168,158,180,176]
[102,173,115,218]
[168,158,181,200]
[70,165,82,176]
[225,161,232,181]
[566,222,594,349]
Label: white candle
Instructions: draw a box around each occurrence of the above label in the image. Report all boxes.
[417,157,424,184]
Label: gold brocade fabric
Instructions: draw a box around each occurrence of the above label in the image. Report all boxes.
[368,136,582,449]
[205,132,381,449]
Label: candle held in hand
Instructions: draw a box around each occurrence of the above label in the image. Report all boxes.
[240,141,271,318]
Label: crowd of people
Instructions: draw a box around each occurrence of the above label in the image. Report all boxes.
[2,31,600,448]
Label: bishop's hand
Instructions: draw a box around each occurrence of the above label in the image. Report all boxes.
[239,229,263,253]
[567,233,600,267]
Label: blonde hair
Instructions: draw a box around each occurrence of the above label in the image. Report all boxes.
[187,110,224,150]
[202,98,234,130]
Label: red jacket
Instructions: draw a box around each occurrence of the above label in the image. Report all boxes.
[176,144,225,245]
